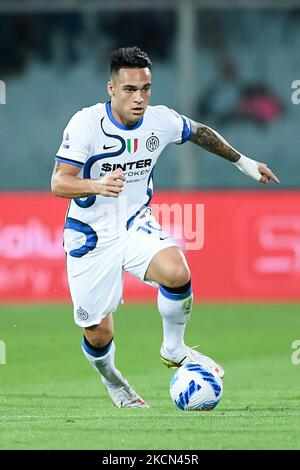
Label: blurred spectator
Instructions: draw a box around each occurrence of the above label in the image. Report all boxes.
[236,83,283,126]
[198,59,283,127]
[198,58,242,125]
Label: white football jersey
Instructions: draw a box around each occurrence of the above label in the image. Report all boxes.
[56,102,191,256]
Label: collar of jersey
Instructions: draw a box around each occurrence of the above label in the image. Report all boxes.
[105,101,143,131]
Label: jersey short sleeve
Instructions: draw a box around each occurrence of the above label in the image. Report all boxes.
[56,110,91,168]
[167,107,192,145]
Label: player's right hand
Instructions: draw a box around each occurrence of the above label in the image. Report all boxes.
[94,169,125,197]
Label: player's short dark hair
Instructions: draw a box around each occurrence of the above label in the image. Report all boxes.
[110,47,152,76]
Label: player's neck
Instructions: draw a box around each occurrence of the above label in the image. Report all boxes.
[110,102,139,128]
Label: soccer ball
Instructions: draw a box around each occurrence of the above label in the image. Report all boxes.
[169,362,223,411]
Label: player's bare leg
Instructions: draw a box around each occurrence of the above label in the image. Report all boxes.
[82,314,149,408]
[84,314,114,349]
[146,246,224,377]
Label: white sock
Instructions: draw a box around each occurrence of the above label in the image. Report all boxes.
[158,284,193,356]
[81,339,127,387]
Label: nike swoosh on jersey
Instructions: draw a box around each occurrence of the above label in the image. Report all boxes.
[103,144,117,150]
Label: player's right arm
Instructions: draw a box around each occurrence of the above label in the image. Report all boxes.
[51,162,125,199]
[52,109,125,198]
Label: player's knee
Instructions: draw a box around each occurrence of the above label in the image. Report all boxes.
[163,265,190,288]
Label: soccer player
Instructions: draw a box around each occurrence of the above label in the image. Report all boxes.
[51,47,279,408]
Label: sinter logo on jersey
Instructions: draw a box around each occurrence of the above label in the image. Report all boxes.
[146,135,159,152]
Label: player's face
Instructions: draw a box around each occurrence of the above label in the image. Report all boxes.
[108,67,152,126]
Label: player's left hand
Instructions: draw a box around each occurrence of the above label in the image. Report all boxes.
[258,163,280,184]
[234,155,280,184]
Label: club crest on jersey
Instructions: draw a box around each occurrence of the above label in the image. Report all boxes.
[146,135,159,152]
[77,308,89,321]
[127,138,138,154]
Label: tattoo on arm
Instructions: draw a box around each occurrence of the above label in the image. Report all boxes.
[189,121,241,162]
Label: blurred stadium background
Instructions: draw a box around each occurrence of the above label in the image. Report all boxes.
[0,0,300,451]
[0,0,299,303]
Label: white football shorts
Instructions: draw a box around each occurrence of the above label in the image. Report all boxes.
[66,209,178,327]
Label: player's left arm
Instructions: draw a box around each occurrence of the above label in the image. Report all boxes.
[188,119,280,184]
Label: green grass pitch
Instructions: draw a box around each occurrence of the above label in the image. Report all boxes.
[0,303,299,450]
